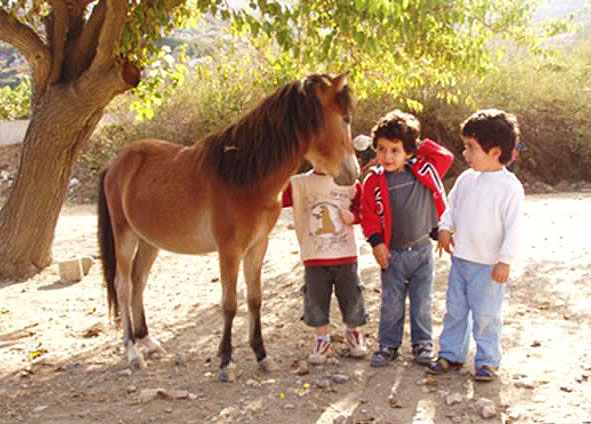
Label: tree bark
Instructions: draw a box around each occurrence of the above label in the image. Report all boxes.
[0,85,105,279]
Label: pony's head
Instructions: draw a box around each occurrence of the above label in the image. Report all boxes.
[302,73,359,186]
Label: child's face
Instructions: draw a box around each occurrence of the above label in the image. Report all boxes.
[375,137,412,173]
[462,136,503,172]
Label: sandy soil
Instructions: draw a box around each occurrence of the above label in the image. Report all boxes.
[0,192,590,424]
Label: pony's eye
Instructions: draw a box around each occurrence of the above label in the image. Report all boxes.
[343,115,351,125]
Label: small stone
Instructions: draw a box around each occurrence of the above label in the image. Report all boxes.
[126,385,137,393]
[389,396,403,408]
[284,403,296,410]
[446,392,463,406]
[476,398,497,419]
[507,409,521,420]
[331,374,349,384]
[316,379,331,390]
[295,360,309,376]
[514,379,535,389]
[481,405,497,419]
[118,369,132,377]
[332,412,351,424]
[33,405,48,413]
[530,340,541,347]
[326,357,340,366]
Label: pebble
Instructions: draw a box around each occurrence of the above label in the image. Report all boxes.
[514,379,535,389]
[331,374,349,384]
[446,392,463,406]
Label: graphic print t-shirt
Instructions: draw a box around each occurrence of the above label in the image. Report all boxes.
[289,171,358,265]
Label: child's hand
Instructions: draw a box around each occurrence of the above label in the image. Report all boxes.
[372,243,390,270]
[436,230,454,257]
[339,208,355,225]
[492,262,510,283]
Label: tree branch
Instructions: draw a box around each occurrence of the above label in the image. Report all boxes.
[62,0,106,81]
[0,9,51,102]
[88,0,127,76]
[47,0,69,83]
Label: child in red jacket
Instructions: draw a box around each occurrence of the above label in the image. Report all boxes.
[361,110,454,367]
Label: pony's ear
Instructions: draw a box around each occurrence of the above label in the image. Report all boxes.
[333,72,349,92]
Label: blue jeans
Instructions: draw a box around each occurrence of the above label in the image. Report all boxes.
[438,256,506,368]
[378,239,433,349]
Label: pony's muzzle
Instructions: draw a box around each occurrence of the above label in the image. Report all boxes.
[333,153,360,186]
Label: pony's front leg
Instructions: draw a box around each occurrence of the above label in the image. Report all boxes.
[217,250,240,382]
[243,238,274,373]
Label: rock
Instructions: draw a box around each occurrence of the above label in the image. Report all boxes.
[507,409,521,420]
[58,258,85,282]
[118,369,132,377]
[481,405,497,419]
[316,379,331,390]
[326,357,340,366]
[126,385,137,393]
[331,374,349,384]
[294,360,309,376]
[80,256,94,275]
[514,379,535,389]
[332,411,351,424]
[476,398,497,419]
[446,392,463,406]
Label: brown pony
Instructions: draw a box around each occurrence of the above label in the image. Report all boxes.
[97,73,359,381]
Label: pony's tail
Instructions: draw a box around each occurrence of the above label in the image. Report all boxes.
[97,169,119,320]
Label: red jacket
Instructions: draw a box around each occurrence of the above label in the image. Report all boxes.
[361,139,454,248]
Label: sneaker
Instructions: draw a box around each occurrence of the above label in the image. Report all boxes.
[426,357,463,375]
[370,346,398,367]
[412,343,435,365]
[308,337,330,365]
[345,329,368,359]
[474,365,498,382]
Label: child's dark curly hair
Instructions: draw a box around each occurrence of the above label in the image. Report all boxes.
[461,109,520,165]
[371,109,420,154]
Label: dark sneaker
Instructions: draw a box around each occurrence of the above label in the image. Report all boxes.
[426,357,463,374]
[474,365,498,382]
[370,346,398,367]
[412,343,435,365]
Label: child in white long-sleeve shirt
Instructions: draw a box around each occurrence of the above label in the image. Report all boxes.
[427,109,524,382]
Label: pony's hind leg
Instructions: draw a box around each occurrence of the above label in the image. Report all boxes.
[217,248,241,382]
[131,240,165,358]
[243,238,274,373]
[114,231,145,369]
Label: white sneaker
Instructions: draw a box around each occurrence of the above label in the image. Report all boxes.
[346,329,368,358]
[308,338,331,365]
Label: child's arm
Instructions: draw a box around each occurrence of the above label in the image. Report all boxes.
[436,229,454,257]
[361,174,390,269]
[339,181,362,225]
[416,139,454,178]
[493,184,525,283]
[492,263,510,283]
[281,182,293,208]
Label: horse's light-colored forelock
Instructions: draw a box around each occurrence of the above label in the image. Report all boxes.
[201,75,351,186]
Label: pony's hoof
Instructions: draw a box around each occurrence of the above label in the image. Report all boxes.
[258,356,275,373]
[219,363,237,383]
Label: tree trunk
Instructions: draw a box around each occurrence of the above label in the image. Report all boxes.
[0,85,105,279]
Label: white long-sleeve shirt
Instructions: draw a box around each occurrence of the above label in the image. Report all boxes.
[439,168,524,265]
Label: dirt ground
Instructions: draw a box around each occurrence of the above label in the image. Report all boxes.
[0,192,590,424]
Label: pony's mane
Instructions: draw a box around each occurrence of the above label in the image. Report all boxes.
[201,75,352,186]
